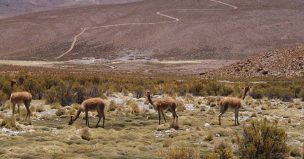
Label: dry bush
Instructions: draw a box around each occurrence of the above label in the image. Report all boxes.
[1,116,17,129]
[50,103,61,109]
[176,101,186,112]
[126,100,140,115]
[80,128,91,141]
[0,90,7,107]
[35,105,46,112]
[237,119,289,159]
[160,145,200,159]
[214,142,235,159]
[289,147,302,158]
[205,153,218,159]
[107,100,117,112]
[56,108,66,117]
[204,134,213,142]
[163,139,173,147]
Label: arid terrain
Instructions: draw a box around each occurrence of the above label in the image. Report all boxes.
[0,0,304,158]
[0,94,303,158]
[0,0,304,62]
[206,45,304,77]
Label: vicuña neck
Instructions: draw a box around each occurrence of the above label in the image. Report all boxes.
[147,93,155,107]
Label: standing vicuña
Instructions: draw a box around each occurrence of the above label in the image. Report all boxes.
[146,91,178,125]
[69,98,105,128]
[10,80,32,124]
[218,86,250,126]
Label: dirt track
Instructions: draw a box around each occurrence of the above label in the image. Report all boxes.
[55,0,237,59]
[0,0,303,61]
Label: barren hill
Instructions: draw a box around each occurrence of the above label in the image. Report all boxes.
[0,0,304,61]
[0,0,141,18]
[205,46,304,77]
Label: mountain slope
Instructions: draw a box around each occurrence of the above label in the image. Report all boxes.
[205,46,304,77]
[0,0,303,61]
[0,0,141,18]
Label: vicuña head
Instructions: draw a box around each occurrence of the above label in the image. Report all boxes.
[69,97,106,128]
[218,86,251,126]
[146,91,178,125]
[10,79,32,125]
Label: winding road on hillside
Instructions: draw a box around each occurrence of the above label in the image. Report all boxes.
[55,0,238,59]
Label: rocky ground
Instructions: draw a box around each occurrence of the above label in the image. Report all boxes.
[205,46,304,78]
[0,93,303,158]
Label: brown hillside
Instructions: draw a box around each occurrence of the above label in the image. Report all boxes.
[205,46,304,77]
[0,0,304,61]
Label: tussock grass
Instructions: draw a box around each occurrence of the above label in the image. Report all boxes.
[80,128,91,141]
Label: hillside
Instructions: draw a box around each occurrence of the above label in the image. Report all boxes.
[0,0,141,18]
[205,46,304,77]
[0,0,304,61]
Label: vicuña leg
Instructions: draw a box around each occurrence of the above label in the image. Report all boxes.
[161,109,166,123]
[218,105,228,125]
[85,110,89,127]
[158,108,161,125]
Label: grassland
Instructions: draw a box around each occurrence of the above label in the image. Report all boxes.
[0,68,303,158]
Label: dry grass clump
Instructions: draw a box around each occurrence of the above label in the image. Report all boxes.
[176,101,186,112]
[107,100,117,112]
[214,142,236,159]
[0,90,7,107]
[204,134,213,142]
[163,139,173,147]
[0,116,17,129]
[159,145,200,159]
[289,146,302,158]
[80,127,91,141]
[35,105,46,112]
[50,103,61,109]
[56,108,66,117]
[126,100,140,115]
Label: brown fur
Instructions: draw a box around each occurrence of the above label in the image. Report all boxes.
[146,91,178,125]
[10,82,32,124]
[69,98,105,128]
[218,86,250,126]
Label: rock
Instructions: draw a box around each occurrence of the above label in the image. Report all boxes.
[204,123,210,127]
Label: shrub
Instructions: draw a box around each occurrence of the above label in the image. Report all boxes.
[160,145,200,159]
[107,100,117,112]
[0,91,7,106]
[56,108,66,117]
[126,100,140,115]
[45,87,58,104]
[1,116,17,129]
[290,147,302,157]
[214,142,235,159]
[80,128,91,141]
[237,119,289,159]
[204,134,213,142]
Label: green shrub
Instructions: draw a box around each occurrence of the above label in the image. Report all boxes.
[45,87,58,104]
[237,119,289,159]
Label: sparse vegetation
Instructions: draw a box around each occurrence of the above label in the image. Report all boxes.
[159,145,200,159]
[237,119,289,159]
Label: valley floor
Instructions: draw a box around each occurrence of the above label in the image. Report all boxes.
[0,94,303,158]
